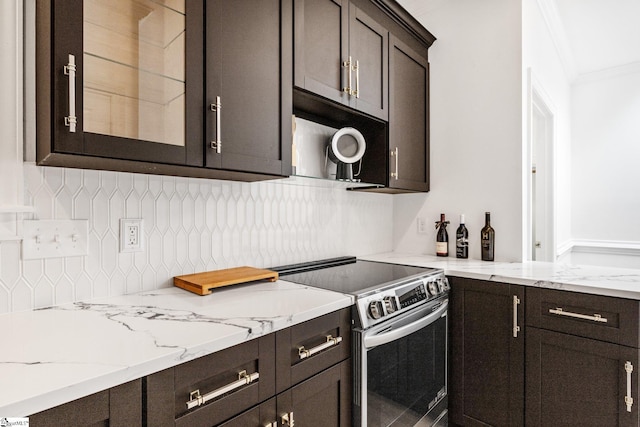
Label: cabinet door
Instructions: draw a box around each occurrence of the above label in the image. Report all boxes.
[277,359,351,427]
[29,379,141,427]
[526,327,640,426]
[206,0,292,176]
[293,0,349,106]
[449,277,524,426]
[388,35,429,192]
[42,0,203,166]
[348,4,388,120]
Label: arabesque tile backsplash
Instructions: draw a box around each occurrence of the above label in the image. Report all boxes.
[0,164,392,313]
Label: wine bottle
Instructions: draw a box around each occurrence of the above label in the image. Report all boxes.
[481,212,495,261]
[456,214,469,259]
[435,213,449,257]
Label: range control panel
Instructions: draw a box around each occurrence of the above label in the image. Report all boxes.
[356,274,449,329]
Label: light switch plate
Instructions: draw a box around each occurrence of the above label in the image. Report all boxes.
[22,219,89,260]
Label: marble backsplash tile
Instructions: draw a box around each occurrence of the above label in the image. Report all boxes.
[0,165,392,313]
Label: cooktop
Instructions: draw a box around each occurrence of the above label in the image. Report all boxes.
[272,257,440,297]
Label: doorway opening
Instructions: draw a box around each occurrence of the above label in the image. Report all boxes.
[527,70,556,262]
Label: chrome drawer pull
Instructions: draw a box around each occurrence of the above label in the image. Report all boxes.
[186,370,259,410]
[354,59,360,98]
[548,307,608,323]
[513,295,521,338]
[343,56,353,95]
[210,96,222,153]
[281,411,295,426]
[390,147,399,180]
[63,54,77,132]
[298,335,343,360]
[626,361,634,412]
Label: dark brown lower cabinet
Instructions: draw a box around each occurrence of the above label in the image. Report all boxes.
[144,308,351,427]
[29,379,141,427]
[277,359,351,427]
[448,277,524,427]
[219,359,350,427]
[526,327,640,427]
[450,278,640,427]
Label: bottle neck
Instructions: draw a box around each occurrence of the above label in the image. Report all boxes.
[485,213,491,226]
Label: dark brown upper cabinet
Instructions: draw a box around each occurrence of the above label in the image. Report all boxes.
[37,0,204,167]
[387,35,430,192]
[36,0,291,181]
[205,0,292,176]
[294,0,388,121]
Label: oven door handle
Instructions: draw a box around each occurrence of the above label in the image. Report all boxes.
[363,299,448,348]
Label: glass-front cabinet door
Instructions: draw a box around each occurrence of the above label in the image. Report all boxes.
[41,0,203,166]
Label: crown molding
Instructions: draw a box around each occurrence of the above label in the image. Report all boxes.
[535,0,577,81]
[573,61,640,85]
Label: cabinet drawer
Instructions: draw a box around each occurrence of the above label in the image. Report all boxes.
[145,334,275,427]
[526,288,640,347]
[275,307,351,393]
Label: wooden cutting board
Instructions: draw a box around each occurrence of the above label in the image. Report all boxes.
[174,266,279,296]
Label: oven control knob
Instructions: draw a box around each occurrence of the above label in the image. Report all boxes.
[427,280,439,296]
[368,300,384,319]
[438,277,450,292]
[384,296,397,314]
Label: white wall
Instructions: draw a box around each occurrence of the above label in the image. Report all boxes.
[568,69,640,269]
[522,0,572,258]
[394,0,524,261]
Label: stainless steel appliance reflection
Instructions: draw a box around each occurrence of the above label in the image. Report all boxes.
[275,257,449,427]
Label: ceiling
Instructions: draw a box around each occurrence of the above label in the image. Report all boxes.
[397,0,640,79]
[550,0,640,77]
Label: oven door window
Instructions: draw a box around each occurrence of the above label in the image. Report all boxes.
[366,312,447,426]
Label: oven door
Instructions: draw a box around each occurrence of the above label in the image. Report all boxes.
[354,298,448,427]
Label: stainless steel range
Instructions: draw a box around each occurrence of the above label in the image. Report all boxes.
[275,257,449,427]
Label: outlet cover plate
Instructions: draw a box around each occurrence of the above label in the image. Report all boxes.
[120,219,144,253]
[22,219,88,260]
[417,217,428,234]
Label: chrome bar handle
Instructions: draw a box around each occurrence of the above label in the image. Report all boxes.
[186,370,258,410]
[210,96,222,154]
[298,335,342,360]
[281,412,295,426]
[513,295,521,338]
[548,307,608,323]
[390,147,399,180]
[354,59,360,98]
[63,54,77,132]
[343,56,353,95]
[626,361,634,412]
[265,422,278,427]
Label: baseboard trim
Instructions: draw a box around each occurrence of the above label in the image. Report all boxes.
[562,239,640,257]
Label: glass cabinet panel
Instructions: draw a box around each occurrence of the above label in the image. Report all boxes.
[83,0,186,146]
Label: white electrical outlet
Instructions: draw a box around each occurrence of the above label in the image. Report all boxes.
[417,217,428,234]
[120,219,144,253]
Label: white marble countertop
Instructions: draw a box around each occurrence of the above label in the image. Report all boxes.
[362,252,640,300]
[0,280,353,417]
